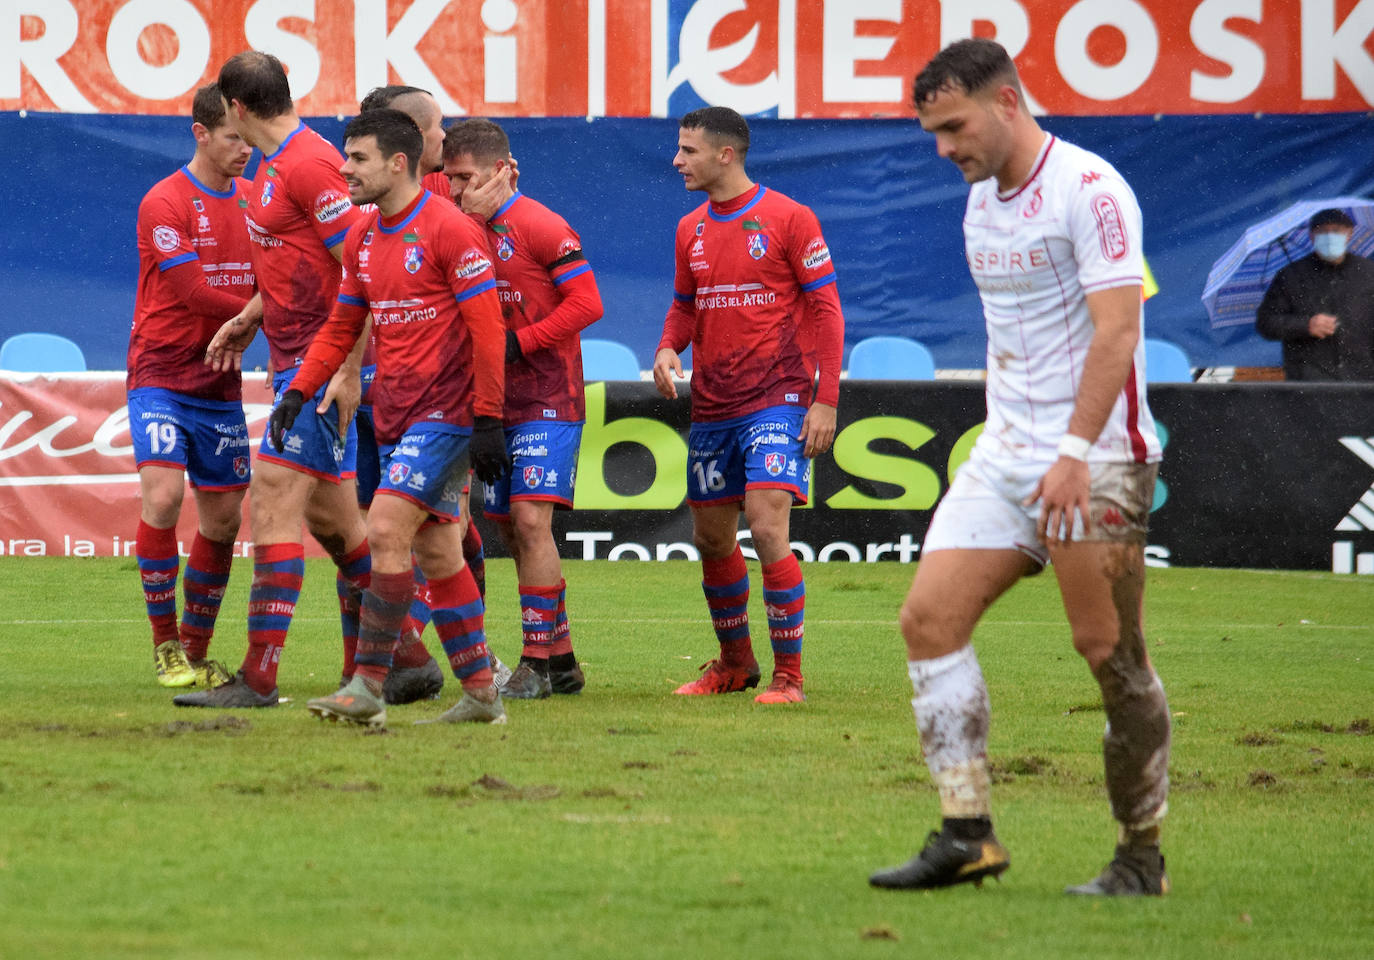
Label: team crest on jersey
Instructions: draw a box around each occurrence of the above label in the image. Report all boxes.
[233,456,249,479]
[695,220,705,236]
[404,246,423,274]
[191,197,204,213]
[496,236,514,261]
[388,462,411,485]
[764,452,786,476]
[747,233,769,260]
[260,181,275,206]
[523,465,544,489]
[153,225,180,253]
[1022,186,1044,219]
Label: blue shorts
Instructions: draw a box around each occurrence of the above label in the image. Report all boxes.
[355,405,380,507]
[376,422,471,521]
[480,420,583,519]
[257,371,357,482]
[128,388,251,491]
[686,405,810,506]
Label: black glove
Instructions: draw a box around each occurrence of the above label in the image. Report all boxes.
[505,329,524,364]
[267,389,305,452]
[470,416,511,485]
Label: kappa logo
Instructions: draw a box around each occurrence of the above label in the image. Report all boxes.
[523,465,544,488]
[1081,171,1103,187]
[764,451,785,476]
[404,246,423,274]
[1100,507,1127,528]
[1335,437,1374,531]
[662,0,782,116]
[388,462,411,485]
[496,236,514,261]
[152,225,180,253]
[747,232,769,260]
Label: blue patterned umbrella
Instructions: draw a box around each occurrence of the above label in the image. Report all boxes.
[1202,196,1374,330]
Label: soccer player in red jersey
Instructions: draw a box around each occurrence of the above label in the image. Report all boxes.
[268,108,511,726]
[442,118,604,700]
[130,84,254,690]
[653,107,844,704]
[177,52,371,709]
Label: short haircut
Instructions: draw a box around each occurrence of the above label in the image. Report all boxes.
[912,37,1022,108]
[442,118,510,165]
[218,51,293,119]
[359,84,431,113]
[679,106,750,159]
[191,83,227,129]
[343,109,424,178]
[1310,207,1355,230]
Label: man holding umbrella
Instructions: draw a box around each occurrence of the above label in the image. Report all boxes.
[1256,207,1374,381]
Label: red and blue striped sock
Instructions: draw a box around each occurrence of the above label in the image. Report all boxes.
[354,570,414,686]
[180,533,234,661]
[135,520,180,647]
[242,542,305,694]
[701,546,753,666]
[392,562,436,670]
[462,521,486,600]
[762,554,805,679]
[429,566,492,690]
[330,540,370,679]
[519,583,560,661]
[550,578,573,657]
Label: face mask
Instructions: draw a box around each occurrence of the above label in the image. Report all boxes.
[1313,232,1349,261]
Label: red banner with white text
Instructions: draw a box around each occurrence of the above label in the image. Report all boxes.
[4,0,1372,118]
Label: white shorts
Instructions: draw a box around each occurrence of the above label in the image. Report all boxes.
[923,450,1157,568]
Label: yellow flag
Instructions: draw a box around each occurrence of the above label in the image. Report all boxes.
[1142,256,1159,300]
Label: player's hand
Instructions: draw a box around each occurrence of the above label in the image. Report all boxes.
[461,160,514,220]
[507,155,520,191]
[652,348,684,399]
[267,389,305,452]
[1309,313,1338,338]
[1026,457,1092,544]
[505,329,524,364]
[799,402,837,458]
[205,314,259,372]
[470,416,511,485]
[321,365,361,431]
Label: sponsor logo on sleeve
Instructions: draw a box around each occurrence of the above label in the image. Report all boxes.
[153,226,181,252]
[314,190,352,224]
[455,249,493,280]
[802,238,831,270]
[1091,193,1129,262]
[557,237,580,258]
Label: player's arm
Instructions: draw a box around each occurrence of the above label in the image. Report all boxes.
[653,227,696,399]
[1027,283,1142,542]
[798,282,843,457]
[449,239,510,483]
[206,293,264,372]
[512,241,604,358]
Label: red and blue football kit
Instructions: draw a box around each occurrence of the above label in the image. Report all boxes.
[130,166,255,401]
[244,121,364,373]
[658,184,844,695]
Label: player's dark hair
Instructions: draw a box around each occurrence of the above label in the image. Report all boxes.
[218,51,293,119]
[912,37,1022,108]
[679,106,749,160]
[344,109,424,178]
[359,84,431,113]
[191,83,228,129]
[442,118,510,165]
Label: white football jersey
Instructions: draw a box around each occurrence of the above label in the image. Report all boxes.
[963,134,1161,465]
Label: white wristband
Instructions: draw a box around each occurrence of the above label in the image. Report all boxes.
[1057,434,1092,461]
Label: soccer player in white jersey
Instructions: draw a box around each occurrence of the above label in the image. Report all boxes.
[869,38,1170,896]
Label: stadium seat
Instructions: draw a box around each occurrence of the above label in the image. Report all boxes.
[846,335,936,380]
[582,338,642,380]
[1144,338,1193,383]
[0,332,87,372]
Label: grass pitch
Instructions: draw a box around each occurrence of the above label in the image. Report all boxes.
[1,558,1371,959]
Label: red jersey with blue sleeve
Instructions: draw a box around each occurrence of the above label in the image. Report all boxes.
[289,190,505,444]
[129,166,255,401]
[486,191,603,424]
[244,122,363,373]
[658,185,844,423]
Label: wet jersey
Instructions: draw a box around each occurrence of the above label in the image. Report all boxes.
[485,191,602,424]
[964,135,1161,464]
[130,166,255,400]
[659,185,844,423]
[290,190,505,444]
[244,121,363,373]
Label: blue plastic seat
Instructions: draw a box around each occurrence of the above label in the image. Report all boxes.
[846,335,936,380]
[581,338,642,381]
[0,333,87,372]
[1144,338,1193,383]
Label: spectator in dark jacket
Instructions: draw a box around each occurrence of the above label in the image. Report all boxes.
[1257,207,1374,381]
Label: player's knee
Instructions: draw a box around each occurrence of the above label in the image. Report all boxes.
[1071,628,1117,672]
[141,492,182,527]
[692,526,736,559]
[899,595,950,656]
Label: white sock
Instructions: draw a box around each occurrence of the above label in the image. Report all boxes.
[908,646,991,818]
